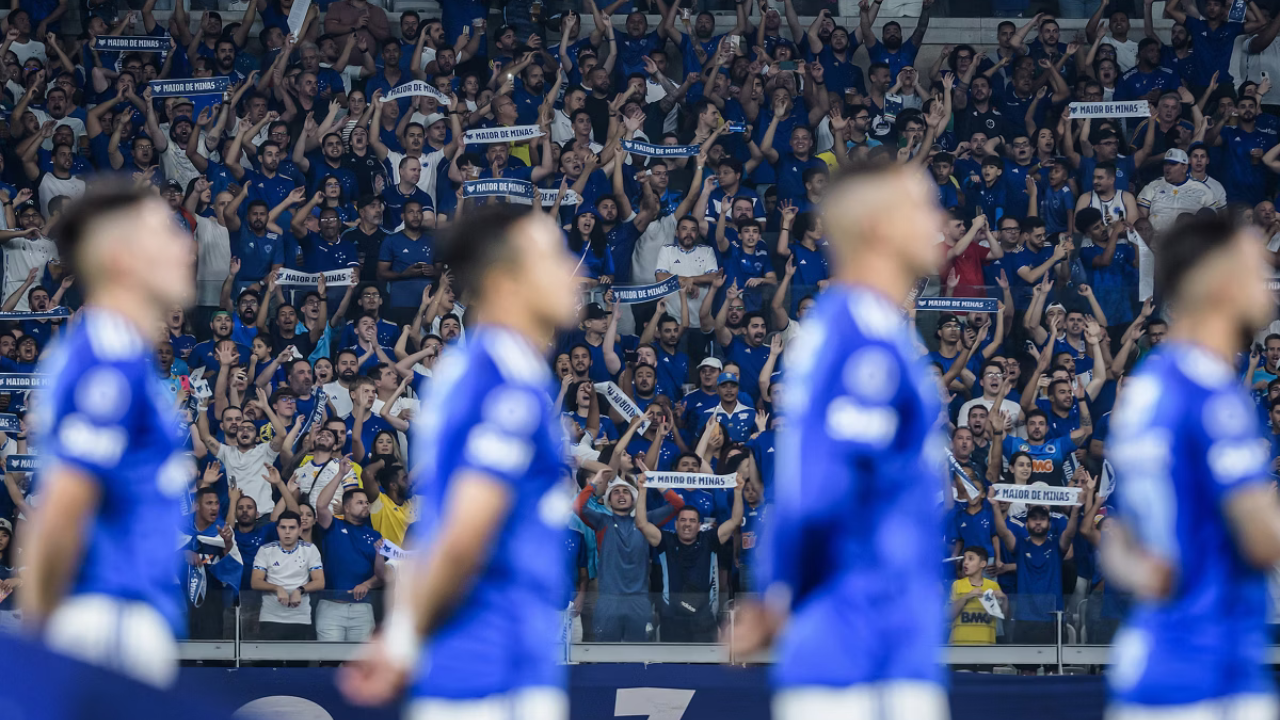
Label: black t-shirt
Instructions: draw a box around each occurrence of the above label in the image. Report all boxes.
[343,150,388,197]
[342,225,387,282]
[583,94,614,147]
[956,104,1011,144]
[269,325,316,359]
[656,528,724,616]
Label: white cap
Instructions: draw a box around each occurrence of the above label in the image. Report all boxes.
[1163,148,1189,164]
[423,113,447,127]
[698,357,724,371]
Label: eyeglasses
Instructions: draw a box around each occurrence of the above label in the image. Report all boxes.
[984,372,1005,379]
[940,323,961,330]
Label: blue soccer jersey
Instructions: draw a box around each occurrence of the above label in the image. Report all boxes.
[761,284,946,688]
[409,325,569,700]
[1108,342,1273,706]
[37,309,190,634]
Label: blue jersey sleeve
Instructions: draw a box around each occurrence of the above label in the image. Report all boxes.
[452,383,549,487]
[1200,387,1273,502]
[44,356,143,479]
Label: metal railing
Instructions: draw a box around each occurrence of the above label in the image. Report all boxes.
[177,594,1114,668]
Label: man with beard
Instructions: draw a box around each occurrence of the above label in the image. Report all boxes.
[961,360,1025,438]
[223,194,286,297]
[313,469,385,644]
[0,198,54,311]
[660,1,743,78]
[197,402,295,515]
[807,15,865,98]
[215,275,263,348]
[379,155,435,230]
[322,349,362,419]
[1001,409,1078,486]
[21,141,84,218]
[861,0,930,77]
[698,371,757,444]
[955,75,1014,156]
[109,123,155,178]
[560,303,624,385]
[295,426,362,516]
[1209,94,1279,206]
[512,62,548,126]
[298,40,347,104]
[1146,6,1195,85]
[1117,39,1179,102]
[568,343,593,381]
[1165,0,1244,88]
[1074,160,1140,226]
[655,216,718,336]
[297,131,359,200]
[639,293,691,403]
[991,500,1079,645]
[574,471,686,642]
[365,462,416,547]
[338,285,401,348]
[583,65,618,143]
[254,283,326,360]
[636,470,743,643]
[594,183,657,285]
[191,311,253,378]
[0,334,39,373]
[289,191,361,275]
[343,196,387,283]
[714,292,772,393]
[145,92,203,187]
[232,467,300,589]
[226,135,301,216]
[377,199,438,325]
[762,126,827,206]
[552,86,591,145]
[0,266,68,347]
[214,38,247,85]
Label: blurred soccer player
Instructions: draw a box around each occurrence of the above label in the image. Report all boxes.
[339,205,582,717]
[734,162,951,719]
[1105,217,1280,719]
[19,188,195,687]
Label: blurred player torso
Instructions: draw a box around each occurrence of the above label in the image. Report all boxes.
[39,309,190,634]
[1108,342,1272,705]
[409,325,569,700]
[769,285,947,688]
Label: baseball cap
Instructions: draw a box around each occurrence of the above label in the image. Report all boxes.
[171,114,194,128]
[0,518,11,534]
[1046,302,1067,313]
[164,179,183,192]
[1163,148,1189,164]
[584,302,609,320]
[717,372,739,385]
[698,357,723,371]
[1095,128,1119,142]
[423,112,447,127]
[172,97,195,108]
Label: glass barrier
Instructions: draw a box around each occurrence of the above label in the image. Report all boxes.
[238,589,389,643]
[185,585,239,643]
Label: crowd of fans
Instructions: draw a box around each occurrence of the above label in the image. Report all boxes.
[0,0,1277,654]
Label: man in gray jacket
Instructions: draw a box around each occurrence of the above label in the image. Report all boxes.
[573,471,686,641]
